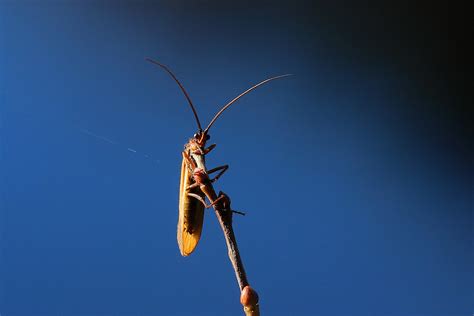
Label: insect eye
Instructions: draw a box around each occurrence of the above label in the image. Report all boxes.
[193,133,198,138]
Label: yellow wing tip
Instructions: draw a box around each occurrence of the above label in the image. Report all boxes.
[178,231,200,256]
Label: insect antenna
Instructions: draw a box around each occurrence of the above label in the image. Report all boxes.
[203,74,292,133]
[146,58,203,131]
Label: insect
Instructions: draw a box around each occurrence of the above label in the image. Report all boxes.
[147,58,291,256]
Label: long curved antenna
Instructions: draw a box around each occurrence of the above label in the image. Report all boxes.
[204,74,292,133]
[146,58,202,131]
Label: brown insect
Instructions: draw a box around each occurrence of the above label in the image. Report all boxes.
[147,58,291,256]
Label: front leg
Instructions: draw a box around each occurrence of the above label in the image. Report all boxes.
[182,151,196,173]
[191,144,216,156]
[207,165,229,183]
[203,144,216,155]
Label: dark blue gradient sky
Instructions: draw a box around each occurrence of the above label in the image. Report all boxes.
[1,1,472,315]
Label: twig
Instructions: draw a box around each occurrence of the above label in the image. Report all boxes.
[212,192,260,316]
[193,166,260,315]
[189,152,260,315]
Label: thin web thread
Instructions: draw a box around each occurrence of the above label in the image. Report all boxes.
[11,109,160,164]
[79,128,160,164]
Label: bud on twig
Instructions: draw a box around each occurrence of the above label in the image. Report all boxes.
[241,285,260,316]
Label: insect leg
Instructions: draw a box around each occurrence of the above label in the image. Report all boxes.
[186,193,209,207]
[217,191,245,216]
[187,192,225,208]
[231,210,246,216]
[203,144,216,155]
[186,182,200,190]
[182,151,197,172]
[207,165,229,183]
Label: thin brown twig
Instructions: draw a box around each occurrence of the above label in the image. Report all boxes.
[194,166,260,315]
[214,200,248,289]
[212,192,260,316]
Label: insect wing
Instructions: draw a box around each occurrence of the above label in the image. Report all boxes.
[177,158,205,256]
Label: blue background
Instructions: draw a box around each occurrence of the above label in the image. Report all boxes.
[1,1,472,315]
